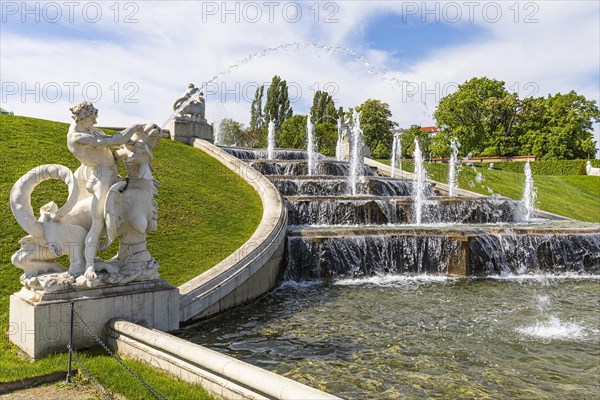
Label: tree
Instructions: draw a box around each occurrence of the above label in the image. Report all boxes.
[309,91,340,156]
[400,126,434,159]
[434,77,519,156]
[519,91,599,159]
[218,118,244,146]
[264,75,293,131]
[249,85,264,131]
[237,126,265,148]
[355,99,397,159]
[315,122,338,157]
[310,90,339,124]
[277,114,307,150]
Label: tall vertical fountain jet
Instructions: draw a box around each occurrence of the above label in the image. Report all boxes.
[349,111,364,195]
[307,116,317,176]
[413,139,428,225]
[267,120,276,160]
[336,118,343,162]
[522,160,537,221]
[448,139,460,197]
[390,133,402,178]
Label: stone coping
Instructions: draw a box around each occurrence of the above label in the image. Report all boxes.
[178,139,287,321]
[109,319,340,400]
[15,279,176,303]
[284,195,517,202]
[287,221,600,238]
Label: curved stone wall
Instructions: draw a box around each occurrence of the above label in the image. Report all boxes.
[178,139,287,322]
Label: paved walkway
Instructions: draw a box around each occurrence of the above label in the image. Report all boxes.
[0,382,125,400]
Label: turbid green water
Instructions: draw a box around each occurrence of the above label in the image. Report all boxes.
[181,275,600,399]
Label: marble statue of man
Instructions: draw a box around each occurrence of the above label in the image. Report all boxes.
[173,83,199,112]
[67,102,143,278]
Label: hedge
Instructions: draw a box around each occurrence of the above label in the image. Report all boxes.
[471,159,600,176]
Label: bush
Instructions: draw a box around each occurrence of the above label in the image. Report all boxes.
[473,159,600,176]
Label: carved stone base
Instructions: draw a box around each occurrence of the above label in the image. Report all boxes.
[8,279,179,359]
[166,117,213,144]
[339,140,371,161]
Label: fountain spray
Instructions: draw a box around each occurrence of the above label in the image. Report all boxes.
[413,139,428,225]
[390,133,402,178]
[448,139,460,197]
[267,120,276,160]
[522,160,537,221]
[214,120,222,146]
[349,111,364,196]
[307,115,317,176]
[336,118,343,162]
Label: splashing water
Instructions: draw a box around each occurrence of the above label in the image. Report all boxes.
[213,120,222,146]
[413,139,428,225]
[349,111,364,196]
[306,115,317,176]
[162,41,427,128]
[336,118,343,162]
[522,160,537,221]
[448,139,460,196]
[516,294,586,340]
[390,133,402,178]
[267,120,276,160]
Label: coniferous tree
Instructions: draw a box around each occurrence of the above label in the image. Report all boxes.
[310,90,339,124]
[264,75,293,131]
[249,85,264,131]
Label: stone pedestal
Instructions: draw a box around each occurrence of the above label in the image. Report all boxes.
[339,140,371,162]
[166,117,213,144]
[8,279,179,359]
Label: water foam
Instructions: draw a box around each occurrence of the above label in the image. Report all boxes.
[334,274,457,287]
[516,317,587,340]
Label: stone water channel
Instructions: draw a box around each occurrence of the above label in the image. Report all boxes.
[180,148,600,399]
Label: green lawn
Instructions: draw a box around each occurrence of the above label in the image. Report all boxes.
[378,159,600,222]
[0,115,263,398]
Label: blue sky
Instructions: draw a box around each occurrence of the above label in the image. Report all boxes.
[1,1,599,153]
[363,13,490,69]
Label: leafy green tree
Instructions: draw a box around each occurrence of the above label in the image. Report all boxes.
[236,127,265,148]
[434,77,518,156]
[277,114,307,150]
[400,126,434,159]
[218,118,244,146]
[249,85,264,131]
[309,91,340,156]
[315,122,338,156]
[355,99,397,159]
[480,93,522,156]
[264,75,293,131]
[519,91,599,159]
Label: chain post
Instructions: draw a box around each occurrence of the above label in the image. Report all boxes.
[66,301,75,383]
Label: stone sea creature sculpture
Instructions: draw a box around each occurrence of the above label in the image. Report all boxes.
[9,102,162,292]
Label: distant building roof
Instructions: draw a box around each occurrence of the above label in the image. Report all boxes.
[419,126,438,133]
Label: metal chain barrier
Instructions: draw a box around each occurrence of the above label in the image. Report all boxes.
[68,344,112,400]
[68,305,168,400]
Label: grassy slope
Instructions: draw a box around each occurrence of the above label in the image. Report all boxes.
[0,115,263,398]
[378,159,600,222]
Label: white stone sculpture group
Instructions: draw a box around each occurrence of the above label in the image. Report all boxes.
[173,83,207,123]
[586,160,600,176]
[10,102,162,292]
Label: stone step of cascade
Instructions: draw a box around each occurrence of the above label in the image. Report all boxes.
[284,223,600,279]
[268,176,434,197]
[246,160,379,177]
[285,196,526,226]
